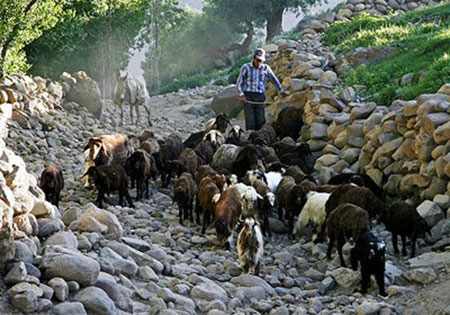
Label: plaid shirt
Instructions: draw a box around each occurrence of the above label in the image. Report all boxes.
[236,62,284,95]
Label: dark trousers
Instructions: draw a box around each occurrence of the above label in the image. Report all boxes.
[243,92,266,131]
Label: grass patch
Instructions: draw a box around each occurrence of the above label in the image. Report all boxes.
[323,4,450,105]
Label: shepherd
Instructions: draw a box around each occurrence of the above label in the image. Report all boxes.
[236,48,286,131]
[114,71,152,126]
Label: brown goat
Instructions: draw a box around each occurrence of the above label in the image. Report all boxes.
[167,148,201,179]
[326,203,370,267]
[252,179,275,236]
[214,186,242,250]
[174,172,197,225]
[197,176,221,233]
[276,176,307,235]
[84,133,133,167]
[40,165,64,208]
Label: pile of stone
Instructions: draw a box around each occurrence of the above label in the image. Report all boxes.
[293,0,444,37]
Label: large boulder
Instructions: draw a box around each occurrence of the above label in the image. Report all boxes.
[336,47,397,75]
[74,287,116,315]
[211,85,241,116]
[65,71,103,118]
[40,245,100,286]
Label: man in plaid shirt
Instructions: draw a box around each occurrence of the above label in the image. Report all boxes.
[236,48,286,130]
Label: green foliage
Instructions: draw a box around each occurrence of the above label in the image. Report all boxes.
[324,3,450,105]
[0,0,70,77]
[26,0,155,94]
[153,53,253,95]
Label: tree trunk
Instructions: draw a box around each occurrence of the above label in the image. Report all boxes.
[239,27,254,56]
[266,8,284,43]
[151,0,160,91]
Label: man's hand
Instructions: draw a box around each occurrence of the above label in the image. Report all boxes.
[281,91,288,98]
[237,94,246,103]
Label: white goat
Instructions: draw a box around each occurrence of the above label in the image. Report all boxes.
[293,191,330,242]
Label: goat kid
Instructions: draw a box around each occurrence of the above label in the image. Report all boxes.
[237,218,264,276]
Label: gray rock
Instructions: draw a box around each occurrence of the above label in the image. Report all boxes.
[40,245,100,286]
[11,291,38,314]
[319,276,335,294]
[330,267,361,288]
[5,261,27,284]
[122,237,151,252]
[39,283,54,300]
[403,267,437,284]
[48,277,69,302]
[99,247,138,277]
[230,274,275,294]
[137,266,159,282]
[271,306,290,315]
[65,73,103,117]
[74,286,117,315]
[211,86,241,115]
[191,280,228,303]
[36,298,52,312]
[127,246,164,274]
[45,231,78,248]
[52,302,87,315]
[235,286,266,301]
[204,300,226,312]
[13,240,34,263]
[158,288,196,314]
[67,281,80,292]
[356,302,381,315]
[417,200,445,227]
[8,282,43,298]
[387,285,415,296]
[408,252,450,269]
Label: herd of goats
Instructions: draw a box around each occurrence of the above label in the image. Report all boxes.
[38,107,433,297]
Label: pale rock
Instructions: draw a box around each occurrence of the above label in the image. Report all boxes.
[403,268,437,285]
[330,267,360,288]
[48,277,69,302]
[40,245,100,286]
[45,231,78,248]
[74,286,116,315]
[417,200,444,227]
[52,302,87,315]
[11,291,38,314]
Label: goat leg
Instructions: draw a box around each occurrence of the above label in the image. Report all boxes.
[337,235,347,267]
[179,203,183,225]
[411,234,417,258]
[130,104,134,125]
[326,236,335,260]
[145,178,150,199]
[401,234,408,256]
[392,233,399,254]
[360,265,370,294]
[202,211,209,234]
[124,189,134,208]
[195,197,201,225]
[376,267,387,296]
[119,190,124,206]
[96,190,104,208]
[136,105,140,125]
[120,104,124,126]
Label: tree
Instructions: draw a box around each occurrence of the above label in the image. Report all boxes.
[0,0,69,77]
[26,0,156,97]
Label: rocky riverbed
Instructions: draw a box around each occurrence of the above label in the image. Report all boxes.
[0,71,449,315]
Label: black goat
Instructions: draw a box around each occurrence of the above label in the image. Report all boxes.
[328,173,386,201]
[83,164,133,208]
[351,230,387,296]
[380,201,431,257]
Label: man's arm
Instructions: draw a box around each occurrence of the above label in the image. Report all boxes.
[236,64,247,95]
[267,65,284,93]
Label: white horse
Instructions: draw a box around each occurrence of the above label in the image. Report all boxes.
[113,72,152,126]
